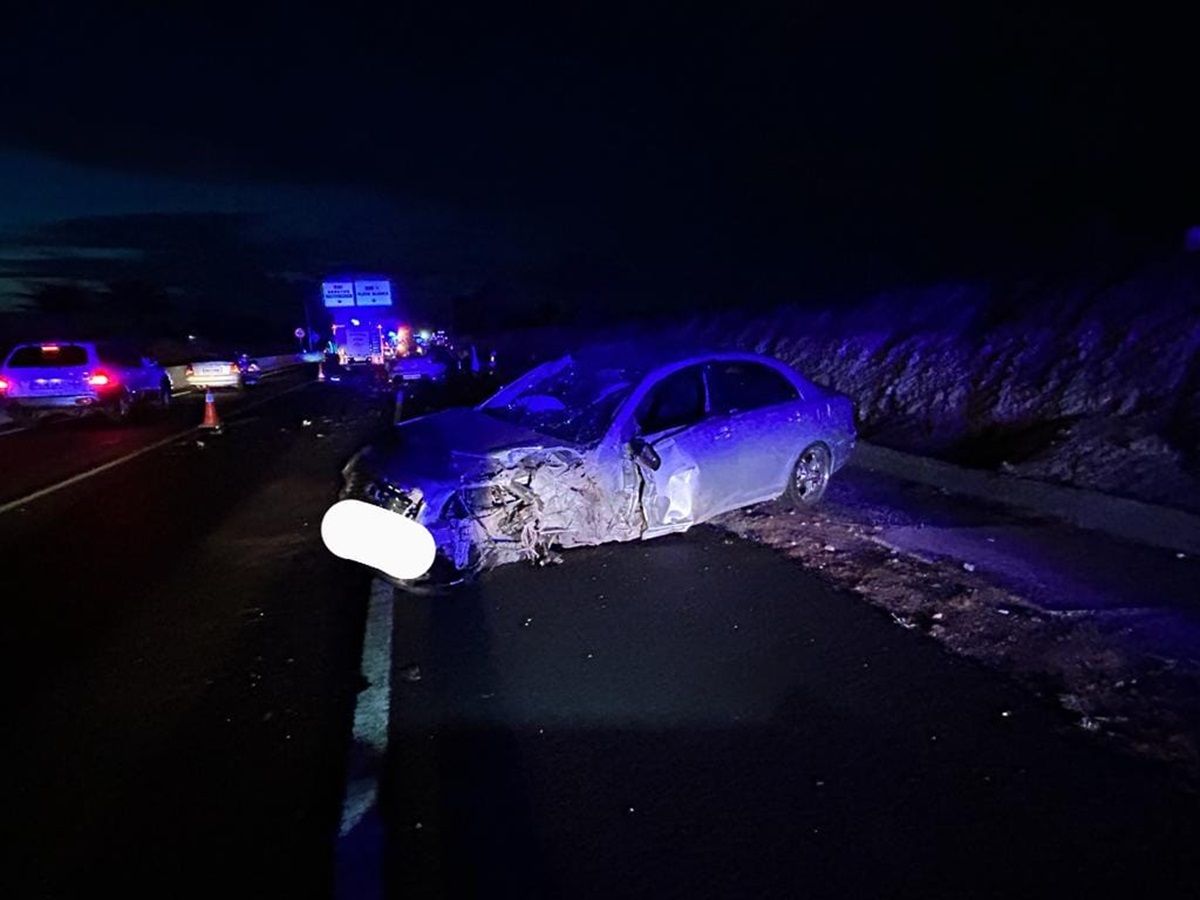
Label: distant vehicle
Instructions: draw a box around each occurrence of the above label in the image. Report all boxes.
[184,354,259,390]
[390,346,454,386]
[322,278,396,366]
[323,344,856,586]
[0,341,171,424]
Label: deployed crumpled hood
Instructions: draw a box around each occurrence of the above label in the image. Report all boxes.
[357,407,561,487]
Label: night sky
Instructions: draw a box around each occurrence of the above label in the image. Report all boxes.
[1,2,1194,331]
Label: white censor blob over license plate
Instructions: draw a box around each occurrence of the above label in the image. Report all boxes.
[321,499,437,581]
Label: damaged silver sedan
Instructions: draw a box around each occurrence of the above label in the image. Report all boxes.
[321,344,856,586]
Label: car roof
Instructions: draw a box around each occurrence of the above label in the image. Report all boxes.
[9,340,95,348]
[565,339,791,381]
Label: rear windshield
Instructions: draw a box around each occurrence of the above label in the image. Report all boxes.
[6,345,90,367]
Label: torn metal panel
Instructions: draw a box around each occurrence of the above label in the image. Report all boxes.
[445,446,643,571]
[637,437,701,535]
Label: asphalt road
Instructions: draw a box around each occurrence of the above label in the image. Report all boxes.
[1,368,386,897]
[3,368,1198,899]
[377,531,1200,899]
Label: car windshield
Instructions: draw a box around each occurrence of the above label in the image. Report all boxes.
[480,356,637,444]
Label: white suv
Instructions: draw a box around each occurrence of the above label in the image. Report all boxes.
[0,341,172,424]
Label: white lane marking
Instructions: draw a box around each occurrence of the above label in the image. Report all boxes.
[0,378,314,516]
[335,577,395,900]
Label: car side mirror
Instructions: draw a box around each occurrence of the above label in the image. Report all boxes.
[629,436,661,471]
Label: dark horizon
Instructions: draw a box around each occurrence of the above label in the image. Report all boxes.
[2,3,1196,336]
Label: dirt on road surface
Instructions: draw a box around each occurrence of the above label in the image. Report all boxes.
[719,467,1200,783]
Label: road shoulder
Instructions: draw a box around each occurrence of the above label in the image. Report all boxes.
[717,467,1200,783]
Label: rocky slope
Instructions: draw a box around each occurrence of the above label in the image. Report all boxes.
[674,253,1200,512]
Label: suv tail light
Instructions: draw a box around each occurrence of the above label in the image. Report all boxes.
[229,363,239,374]
[87,371,115,387]
[185,364,195,376]
[0,377,9,392]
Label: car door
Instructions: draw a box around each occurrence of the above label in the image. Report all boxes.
[703,360,805,508]
[634,363,732,536]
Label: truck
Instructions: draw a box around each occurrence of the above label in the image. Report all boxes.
[322,278,397,366]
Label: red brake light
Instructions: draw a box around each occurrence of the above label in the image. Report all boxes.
[230,363,239,374]
[87,371,114,387]
[185,364,195,376]
[0,377,9,392]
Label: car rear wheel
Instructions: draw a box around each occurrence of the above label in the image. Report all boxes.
[785,443,832,507]
[106,389,133,424]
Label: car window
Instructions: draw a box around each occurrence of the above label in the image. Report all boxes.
[480,358,637,444]
[706,361,798,415]
[636,365,707,435]
[6,344,90,367]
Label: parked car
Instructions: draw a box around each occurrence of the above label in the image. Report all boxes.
[0,341,172,424]
[184,353,259,390]
[322,343,856,586]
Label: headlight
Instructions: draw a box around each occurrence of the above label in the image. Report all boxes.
[363,480,425,518]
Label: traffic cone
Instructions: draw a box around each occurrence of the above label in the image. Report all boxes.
[201,389,222,430]
[317,361,326,382]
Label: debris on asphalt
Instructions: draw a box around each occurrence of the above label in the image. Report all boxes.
[399,663,422,683]
[962,562,976,572]
[301,419,313,427]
